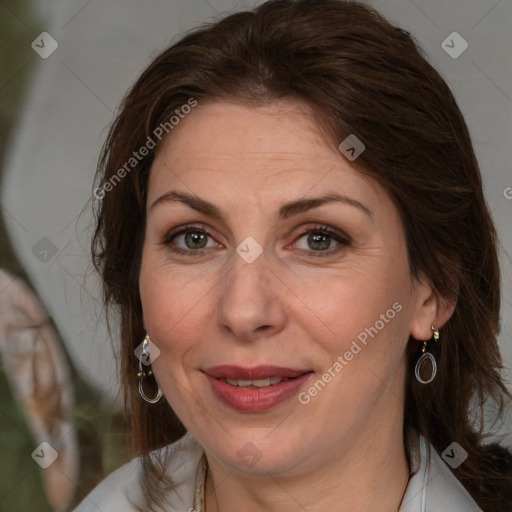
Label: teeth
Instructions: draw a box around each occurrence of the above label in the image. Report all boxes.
[224,377,290,387]
[238,379,256,387]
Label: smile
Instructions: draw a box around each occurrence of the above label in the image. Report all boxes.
[203,365,313,412]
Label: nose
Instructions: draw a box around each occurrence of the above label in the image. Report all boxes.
[217,250,287,342]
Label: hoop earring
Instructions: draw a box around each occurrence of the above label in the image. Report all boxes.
[137,334,163,403]
[414,326,439,384]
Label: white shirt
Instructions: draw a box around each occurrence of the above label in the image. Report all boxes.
[71,432,483,511]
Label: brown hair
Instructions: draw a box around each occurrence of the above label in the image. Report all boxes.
[91,0,512,510]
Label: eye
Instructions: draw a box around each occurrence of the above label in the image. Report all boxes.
[294,225,350,256]
[162,225,220,255]
[162,223,350,258]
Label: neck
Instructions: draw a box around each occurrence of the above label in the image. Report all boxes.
[204,419,410,512]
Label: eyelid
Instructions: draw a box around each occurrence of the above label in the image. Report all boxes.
[162,223,214,245]
[293,224,351,243]
[161,222,351,256]
[161,223,222,255]
[290,224,351,257]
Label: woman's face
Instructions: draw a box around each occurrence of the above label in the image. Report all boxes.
[139,99,435,475]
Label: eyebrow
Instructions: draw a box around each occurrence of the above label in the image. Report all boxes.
[149,190,372,220]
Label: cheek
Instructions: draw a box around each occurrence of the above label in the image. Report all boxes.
[139,253,218,366]
[300,257,409,339]
[139,254,186,353]
[297,256,412,389]
[301,275,410,416]
[139,259,220,426]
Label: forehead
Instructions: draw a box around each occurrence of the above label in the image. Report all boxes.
[147,98,382,206]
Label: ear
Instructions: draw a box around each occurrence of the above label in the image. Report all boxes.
[409,274,456,341]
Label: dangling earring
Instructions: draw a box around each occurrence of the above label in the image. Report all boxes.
[137,334,163,403]
[414,326,439,384]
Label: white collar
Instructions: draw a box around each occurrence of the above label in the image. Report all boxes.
[399,434,482,511]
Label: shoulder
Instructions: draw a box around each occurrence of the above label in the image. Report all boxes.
[71,432,204,512]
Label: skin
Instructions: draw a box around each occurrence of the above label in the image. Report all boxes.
[139,99,454,512]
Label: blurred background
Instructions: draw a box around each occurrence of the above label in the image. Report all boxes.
[0,0,511,510]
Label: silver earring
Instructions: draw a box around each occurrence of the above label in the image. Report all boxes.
[137,334,163,403]
[414,326,439,384]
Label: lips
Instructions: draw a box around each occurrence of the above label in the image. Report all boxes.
[202,365,313,412]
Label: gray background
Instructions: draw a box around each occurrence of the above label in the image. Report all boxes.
[2,0,511,436]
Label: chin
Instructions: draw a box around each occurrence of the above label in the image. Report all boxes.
[205,429,309,474]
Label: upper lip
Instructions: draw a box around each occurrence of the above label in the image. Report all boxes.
[203,365,312,380]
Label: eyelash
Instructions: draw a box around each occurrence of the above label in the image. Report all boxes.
[161,223,351,258]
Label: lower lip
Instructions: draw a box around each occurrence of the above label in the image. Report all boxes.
[204,372,313,412]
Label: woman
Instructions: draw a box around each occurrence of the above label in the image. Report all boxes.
[76,0,512,510]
